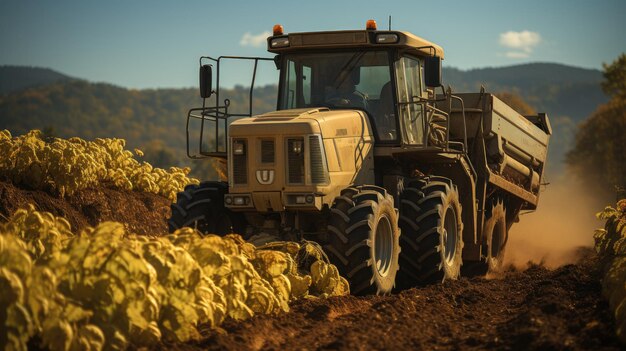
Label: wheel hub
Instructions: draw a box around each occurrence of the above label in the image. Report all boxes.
[443,206,458,264]
[375,215,393,277]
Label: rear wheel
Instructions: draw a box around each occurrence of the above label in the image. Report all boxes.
[325,185,400,295]
[168,181,245,235]
[483,200,507,272]
[397,176,463,287]
[463,199,507,276]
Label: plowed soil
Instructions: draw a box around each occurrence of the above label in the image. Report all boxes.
[0,180,170,234]
[0,180,621,350]
[165,250,620,351]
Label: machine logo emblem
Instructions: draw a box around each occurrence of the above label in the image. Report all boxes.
[256,170,275,185]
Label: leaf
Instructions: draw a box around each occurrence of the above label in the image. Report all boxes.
[42,320,73,351]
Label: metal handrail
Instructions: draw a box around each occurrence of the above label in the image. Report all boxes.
[187,55,274,159]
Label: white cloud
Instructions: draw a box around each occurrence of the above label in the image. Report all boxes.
[499,30,541,59]
[240,31,272,48]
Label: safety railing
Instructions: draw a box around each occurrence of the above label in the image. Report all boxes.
[186,55,274,159]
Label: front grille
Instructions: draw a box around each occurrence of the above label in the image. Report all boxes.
[232,139,247,184]
[309,136,327,184]
[287,138,304,184]
[261,139,274,163]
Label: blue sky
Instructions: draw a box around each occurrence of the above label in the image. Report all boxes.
[1,0,624,89]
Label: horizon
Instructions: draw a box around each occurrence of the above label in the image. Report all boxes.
[0,61,604,91]
[1,0,624,89]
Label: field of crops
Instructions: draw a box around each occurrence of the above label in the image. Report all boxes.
[0,130,624,350]
[0,205,349,350]
[0,130,350,350]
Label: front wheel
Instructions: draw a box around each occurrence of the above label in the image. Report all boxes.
[168,181,245,235]
[325,185,400,295]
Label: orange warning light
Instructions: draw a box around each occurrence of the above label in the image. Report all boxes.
[366,19,377,30]
[273,24,284,36]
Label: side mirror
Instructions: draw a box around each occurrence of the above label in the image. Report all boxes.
[274,55,282,70]
[424,56,442,87]
[200,64,213,98]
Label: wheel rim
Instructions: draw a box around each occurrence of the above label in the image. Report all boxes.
[374,215,393,277]
[443,206,458,264]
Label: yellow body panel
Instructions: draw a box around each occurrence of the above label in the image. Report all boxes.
[228,108,374,212]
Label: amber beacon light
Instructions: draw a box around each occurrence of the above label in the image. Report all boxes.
[273,24,284,36]
[366,19,377,30]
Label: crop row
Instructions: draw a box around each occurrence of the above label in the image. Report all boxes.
[0,129,197,200]
[0,205,349,350]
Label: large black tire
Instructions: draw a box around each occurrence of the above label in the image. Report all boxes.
[168,181,245,235]
[396,176,463,287]
[462,199,507,276]
[482,200,507,272]
[324,185,400,296]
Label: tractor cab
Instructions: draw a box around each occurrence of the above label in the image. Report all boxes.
[269,21,446,147]
[187,20,455,162]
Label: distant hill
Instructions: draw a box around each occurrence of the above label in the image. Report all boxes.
[0,76,277,179]
[444,63,606,122]
[0,66,75,94]
[0,80,277,149]
[0,64,607,177]
[443,63,608,172]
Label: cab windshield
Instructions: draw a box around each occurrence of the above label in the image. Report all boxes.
[279,50,397,141]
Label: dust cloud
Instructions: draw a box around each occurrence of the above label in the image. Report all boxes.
[504,175,606,269]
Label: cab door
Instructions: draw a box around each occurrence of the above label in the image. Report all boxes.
[394,56,425,145]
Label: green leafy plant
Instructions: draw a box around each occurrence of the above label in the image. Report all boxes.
[0,129,198,200]
[1,205,349,350]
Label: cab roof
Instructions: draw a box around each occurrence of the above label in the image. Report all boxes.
[267,30,444,59]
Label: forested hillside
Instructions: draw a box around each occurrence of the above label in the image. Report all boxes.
[567,54,626,200]
[445,63,606,121]
[0,65,75,94]
[0,63,607,177]
[0,78,278,178]
[445,63,607,170]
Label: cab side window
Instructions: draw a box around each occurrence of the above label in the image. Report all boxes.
[283,61,312,109]
[395,56,424,145]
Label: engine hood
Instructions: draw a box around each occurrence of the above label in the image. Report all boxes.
[227,107,376,212]
[229,107,373,140]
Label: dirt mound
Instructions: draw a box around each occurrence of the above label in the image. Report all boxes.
[0,180,170,234]
[168,249,620,351]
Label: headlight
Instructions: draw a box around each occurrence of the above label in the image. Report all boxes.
[291,140,303,155]
[270,37,290,48]
[233,140,245,155]
[376,34,399,44]
[224,194,252,207]
[286,193,317,206]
